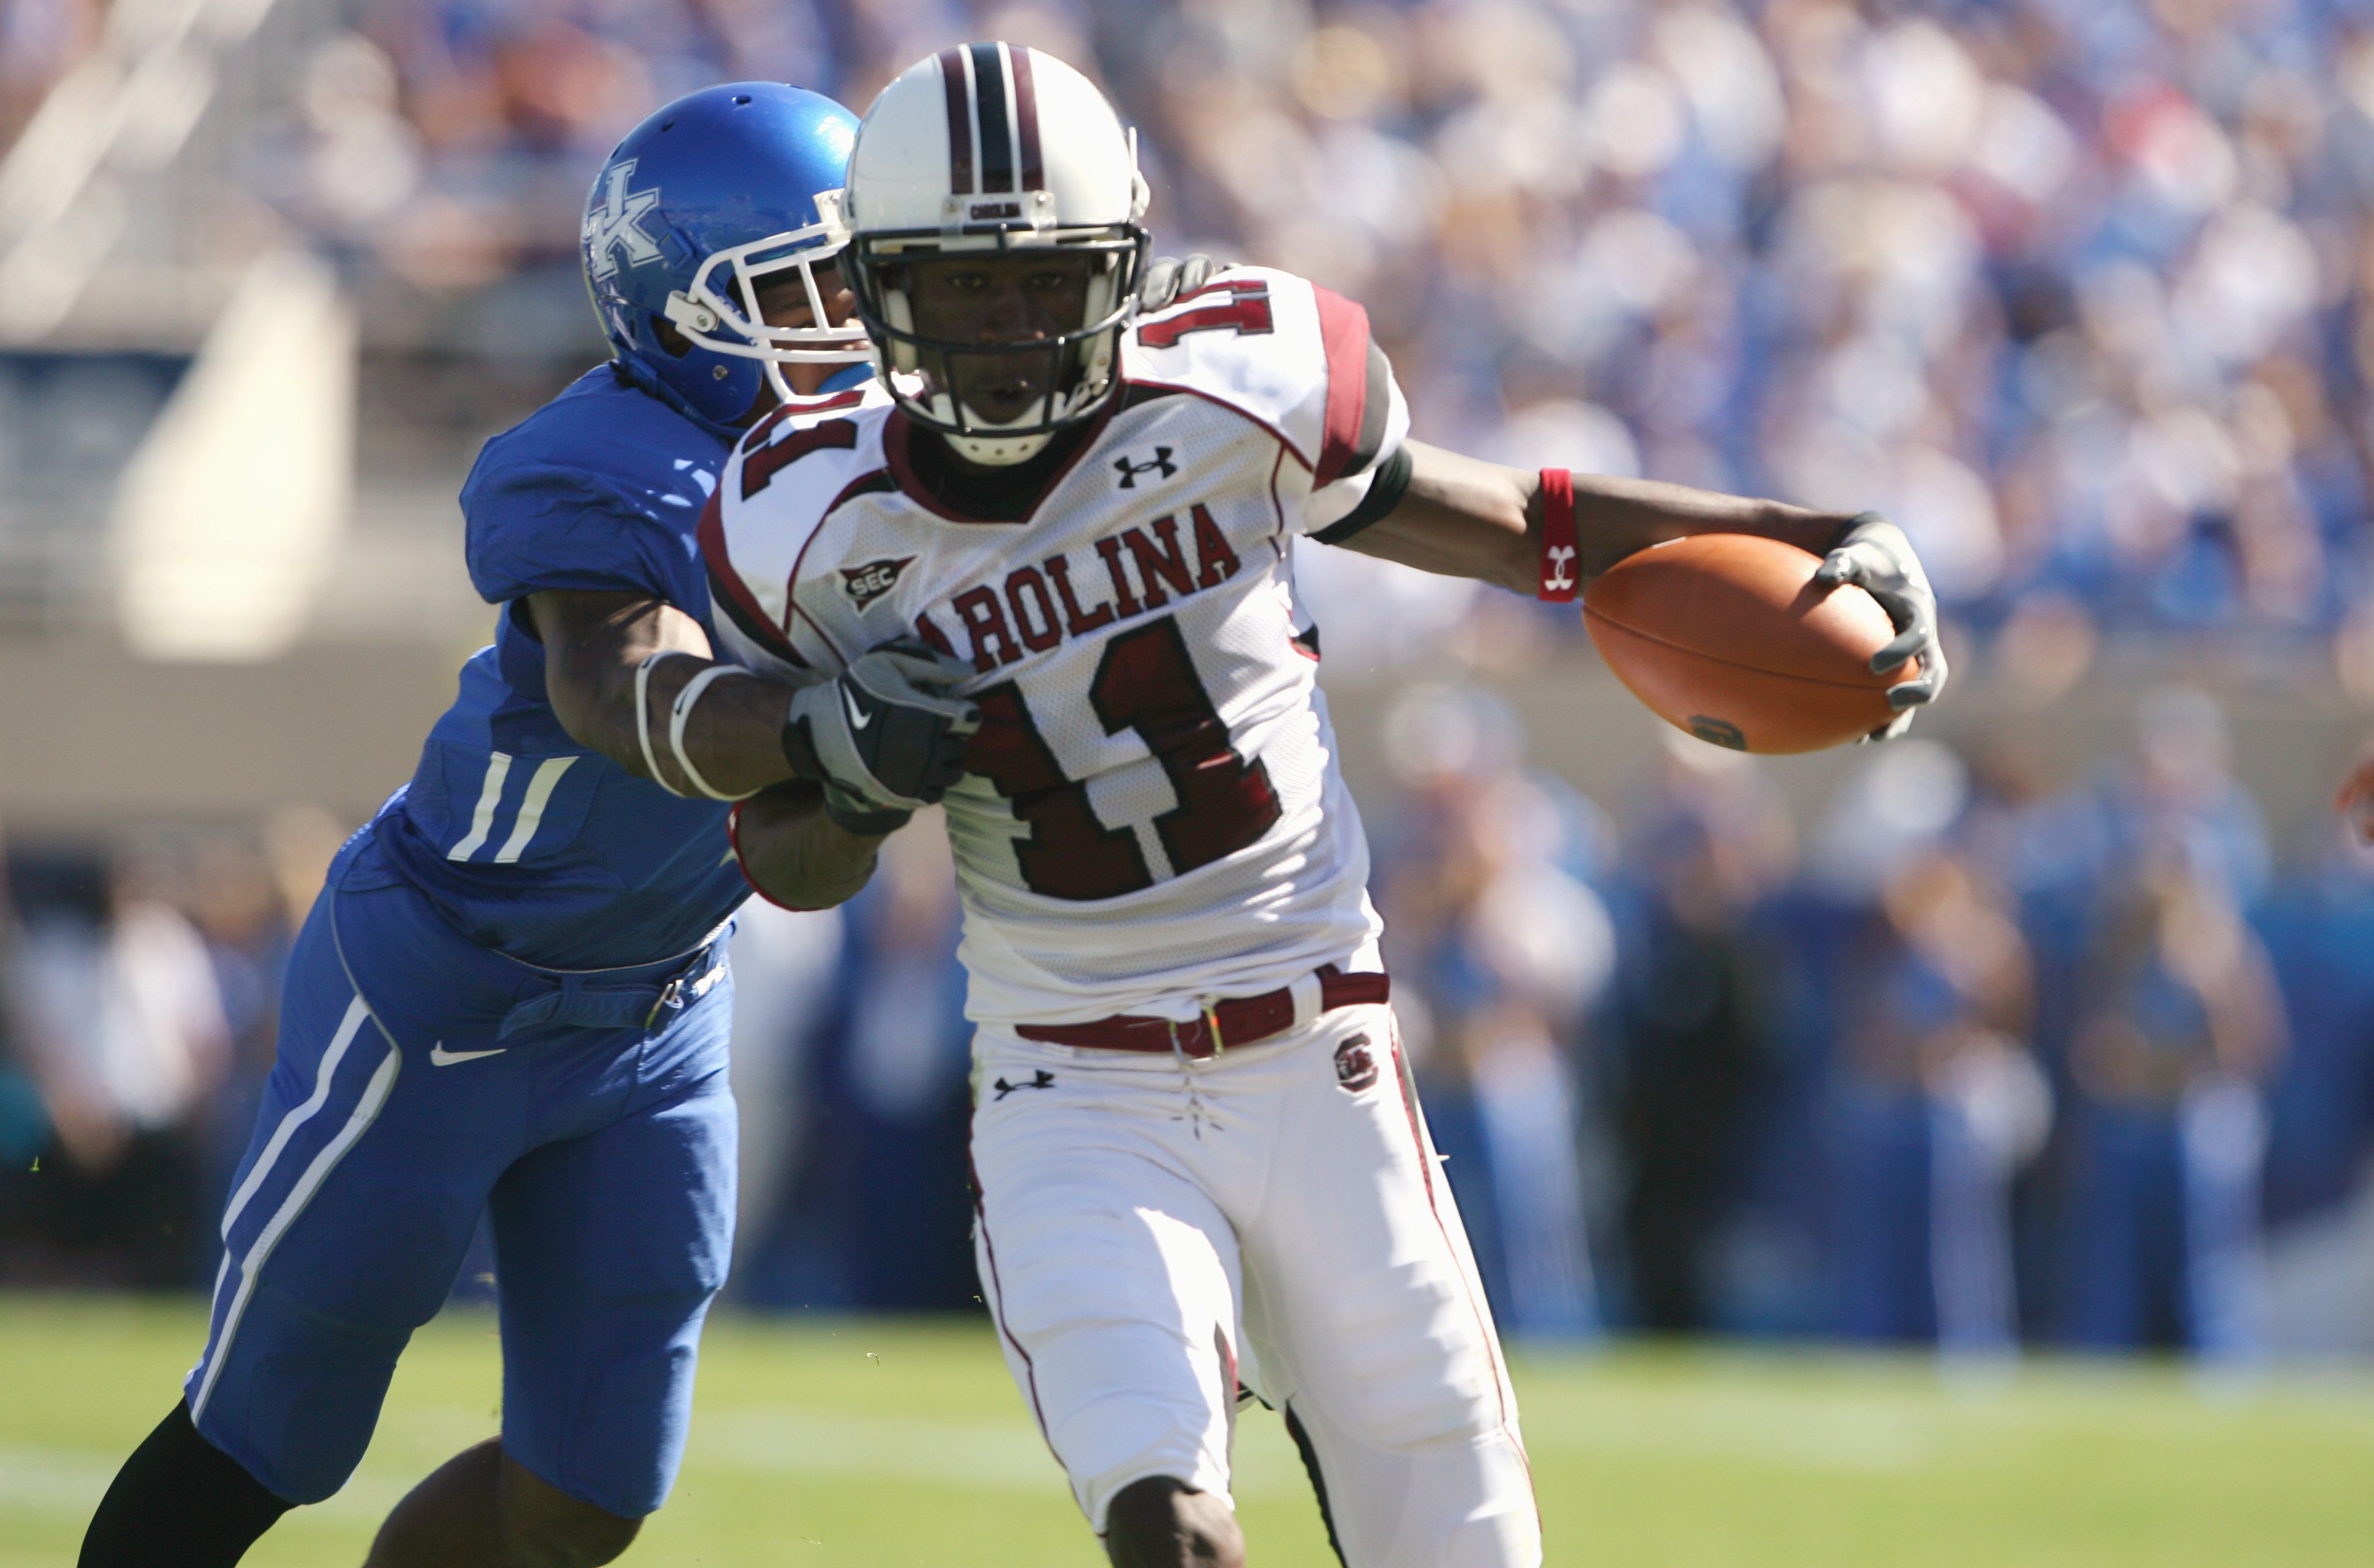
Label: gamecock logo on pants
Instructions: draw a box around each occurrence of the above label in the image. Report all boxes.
[1333,1034,1378,1093]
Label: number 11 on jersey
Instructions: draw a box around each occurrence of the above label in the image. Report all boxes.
[966,614,1282,901]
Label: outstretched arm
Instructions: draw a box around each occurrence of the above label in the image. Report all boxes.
[1337,443,1850,593]
[1331,443,1946,726]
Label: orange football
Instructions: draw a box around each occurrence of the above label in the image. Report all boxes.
[1582,533,1909,754]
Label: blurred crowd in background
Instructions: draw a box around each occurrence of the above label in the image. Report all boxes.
[9,0,2374,1354]
[10,686,2374,1361]
[16,0,2374,646]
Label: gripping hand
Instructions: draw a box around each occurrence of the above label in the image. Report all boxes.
[1813,512,1948,741]
[1139,253,1230,312]
[781,638,979,834]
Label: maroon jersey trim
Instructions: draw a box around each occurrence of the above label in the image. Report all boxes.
[1115,376,1310,475]
[698,492,805,669]
[879,401,1120,525]
[1311,285,1377,488]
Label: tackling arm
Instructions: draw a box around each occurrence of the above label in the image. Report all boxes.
[528,589,803,798]
[528,589,889,906]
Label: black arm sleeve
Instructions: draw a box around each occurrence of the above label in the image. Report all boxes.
[1309,445,1414,547]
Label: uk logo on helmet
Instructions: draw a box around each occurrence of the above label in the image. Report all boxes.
[584,160,665,280]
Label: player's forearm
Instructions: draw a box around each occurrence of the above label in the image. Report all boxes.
[535,590,701,773]
[731,783,885,910]
[531,590,798,796]
[1569,475,1850,577]
[1342,442,1536,592]
[1348,443,1856,593]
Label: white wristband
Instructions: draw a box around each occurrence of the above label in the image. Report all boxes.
[669,662,762,802]
[634,652,701,797]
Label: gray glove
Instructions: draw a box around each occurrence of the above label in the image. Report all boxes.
[1139,253,1230,312]
[780,638,979,834]
[1813,512,1947,741]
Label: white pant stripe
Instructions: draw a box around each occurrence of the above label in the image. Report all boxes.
[217,995,370,1239]
[191,1039,400,1422]
[446,751,514,861]
[494,755,577,864]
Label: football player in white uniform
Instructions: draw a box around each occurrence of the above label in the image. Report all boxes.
[612,44,1947,1568]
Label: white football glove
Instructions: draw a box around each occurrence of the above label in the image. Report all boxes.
[1814,512,1947,741]
[1139,253,1230,312]
[780,638,979,834]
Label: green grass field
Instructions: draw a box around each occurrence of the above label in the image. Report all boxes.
[5,1297,2372,1566]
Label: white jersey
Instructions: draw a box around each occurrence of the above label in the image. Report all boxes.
[704,267,1411,1026]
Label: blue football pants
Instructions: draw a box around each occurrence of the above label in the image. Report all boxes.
[183,850,736,1517]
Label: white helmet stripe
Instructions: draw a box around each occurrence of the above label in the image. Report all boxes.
[1010,44,1045,191]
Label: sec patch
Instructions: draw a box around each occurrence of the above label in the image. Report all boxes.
[841,556,914,609]
[1333,1033,1378,1093]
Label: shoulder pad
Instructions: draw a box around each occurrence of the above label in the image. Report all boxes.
[1120,266,1394,485]
[465,368,720,512]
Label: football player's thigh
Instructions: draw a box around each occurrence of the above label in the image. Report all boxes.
[1240,1008,1540,1568]
[188,905,518,1504]
[971,1067,1241,1530]
[489,1013,737,1519]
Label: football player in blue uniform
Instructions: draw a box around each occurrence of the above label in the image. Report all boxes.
[76,83,900,1568]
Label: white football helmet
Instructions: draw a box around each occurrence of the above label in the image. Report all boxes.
[837,44,1152,465]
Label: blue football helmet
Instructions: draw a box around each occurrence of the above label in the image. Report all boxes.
[582,83,871,434]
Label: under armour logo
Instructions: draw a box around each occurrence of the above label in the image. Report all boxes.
[992,1070,1056,1100]
[1114,449,1176,488]
[1544,545,1578,594]
[584,160,664,281]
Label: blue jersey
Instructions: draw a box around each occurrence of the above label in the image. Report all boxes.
[374,365,748,971]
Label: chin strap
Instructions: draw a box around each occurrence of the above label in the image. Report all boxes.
[1538,468,1580,602]
[947,429,1055,466]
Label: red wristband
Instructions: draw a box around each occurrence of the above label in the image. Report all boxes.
[1538,468,1579,602]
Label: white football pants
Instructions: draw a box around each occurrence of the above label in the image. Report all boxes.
[970,1001,1542,1566]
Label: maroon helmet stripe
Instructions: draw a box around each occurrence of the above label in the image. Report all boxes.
[1010,45,1044,191]
[937,47,975,194]
[970,41,1014,193]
